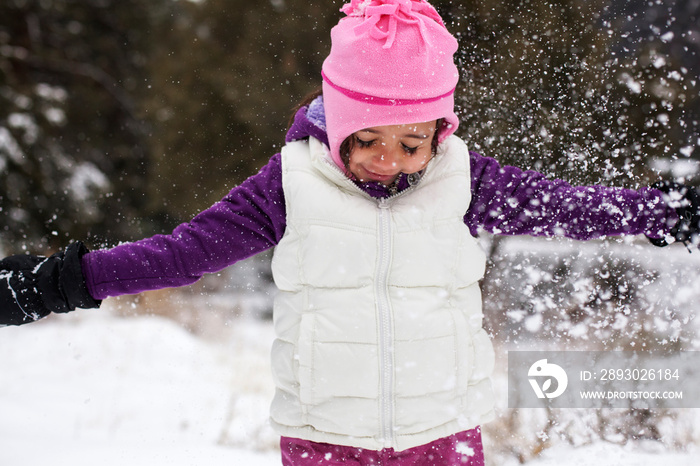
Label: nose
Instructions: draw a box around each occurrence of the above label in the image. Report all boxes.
[373,146,401,171]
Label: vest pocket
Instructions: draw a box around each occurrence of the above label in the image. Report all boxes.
[297,311,380,406]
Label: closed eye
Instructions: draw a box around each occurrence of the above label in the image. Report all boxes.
[402,143,419,155]
[355,136,375,148]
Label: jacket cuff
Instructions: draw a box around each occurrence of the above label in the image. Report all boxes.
[60,242,102,309]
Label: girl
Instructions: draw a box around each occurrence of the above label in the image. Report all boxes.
[1,0,699,464]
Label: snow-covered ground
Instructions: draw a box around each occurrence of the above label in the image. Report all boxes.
[516,442,698,465]
[1,239,699,465]
[0,308,280,466]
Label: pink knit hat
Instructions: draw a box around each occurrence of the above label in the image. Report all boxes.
[322,0,460,170]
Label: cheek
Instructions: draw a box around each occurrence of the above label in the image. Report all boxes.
[347,150,361,169]
[347,150,369,176]
[403,152,431,173]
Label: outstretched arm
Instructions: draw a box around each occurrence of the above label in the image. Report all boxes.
[1,154,287,326]
[82,153,287,300]
[465,151,678,241]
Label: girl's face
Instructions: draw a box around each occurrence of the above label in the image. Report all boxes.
[347,120,438,186]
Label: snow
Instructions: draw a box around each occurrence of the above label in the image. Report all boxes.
[514,441,697,466]
[1,248,699,465]
[0,126,26,166]
[0,308,279,466]
[67,162,111,203]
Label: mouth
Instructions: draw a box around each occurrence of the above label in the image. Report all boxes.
[363,168,397,183]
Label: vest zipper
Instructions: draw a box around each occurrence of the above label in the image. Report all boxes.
[319,148,425,447]
[376,198,395,448]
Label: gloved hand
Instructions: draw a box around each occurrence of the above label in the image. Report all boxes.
[649,181,700,248]
[0,242,101,326]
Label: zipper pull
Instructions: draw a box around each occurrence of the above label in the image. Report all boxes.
[388,178,399,196]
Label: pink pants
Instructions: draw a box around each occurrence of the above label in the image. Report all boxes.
[280,427,485,465]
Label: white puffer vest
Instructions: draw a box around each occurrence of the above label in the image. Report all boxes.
[269,135,495,452]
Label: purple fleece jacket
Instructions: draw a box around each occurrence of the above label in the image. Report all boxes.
[82,100,677,300]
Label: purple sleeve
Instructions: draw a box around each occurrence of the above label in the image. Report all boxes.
[82,154,287,300]
[465,151,678,240]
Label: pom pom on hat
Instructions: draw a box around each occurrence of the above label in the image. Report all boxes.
[322,0,460,169]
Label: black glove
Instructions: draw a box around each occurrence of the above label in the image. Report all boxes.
[0,242,101,326]
[649,181,700,248]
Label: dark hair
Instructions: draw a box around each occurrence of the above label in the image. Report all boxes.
[287,86,323,130]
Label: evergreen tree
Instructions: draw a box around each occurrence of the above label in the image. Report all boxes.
[0,0,173,251]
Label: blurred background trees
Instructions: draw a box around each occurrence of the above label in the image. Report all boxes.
[1,0,698,251]
[449,0,699,186]
[141,0,337,225]
[0,0,168,251]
